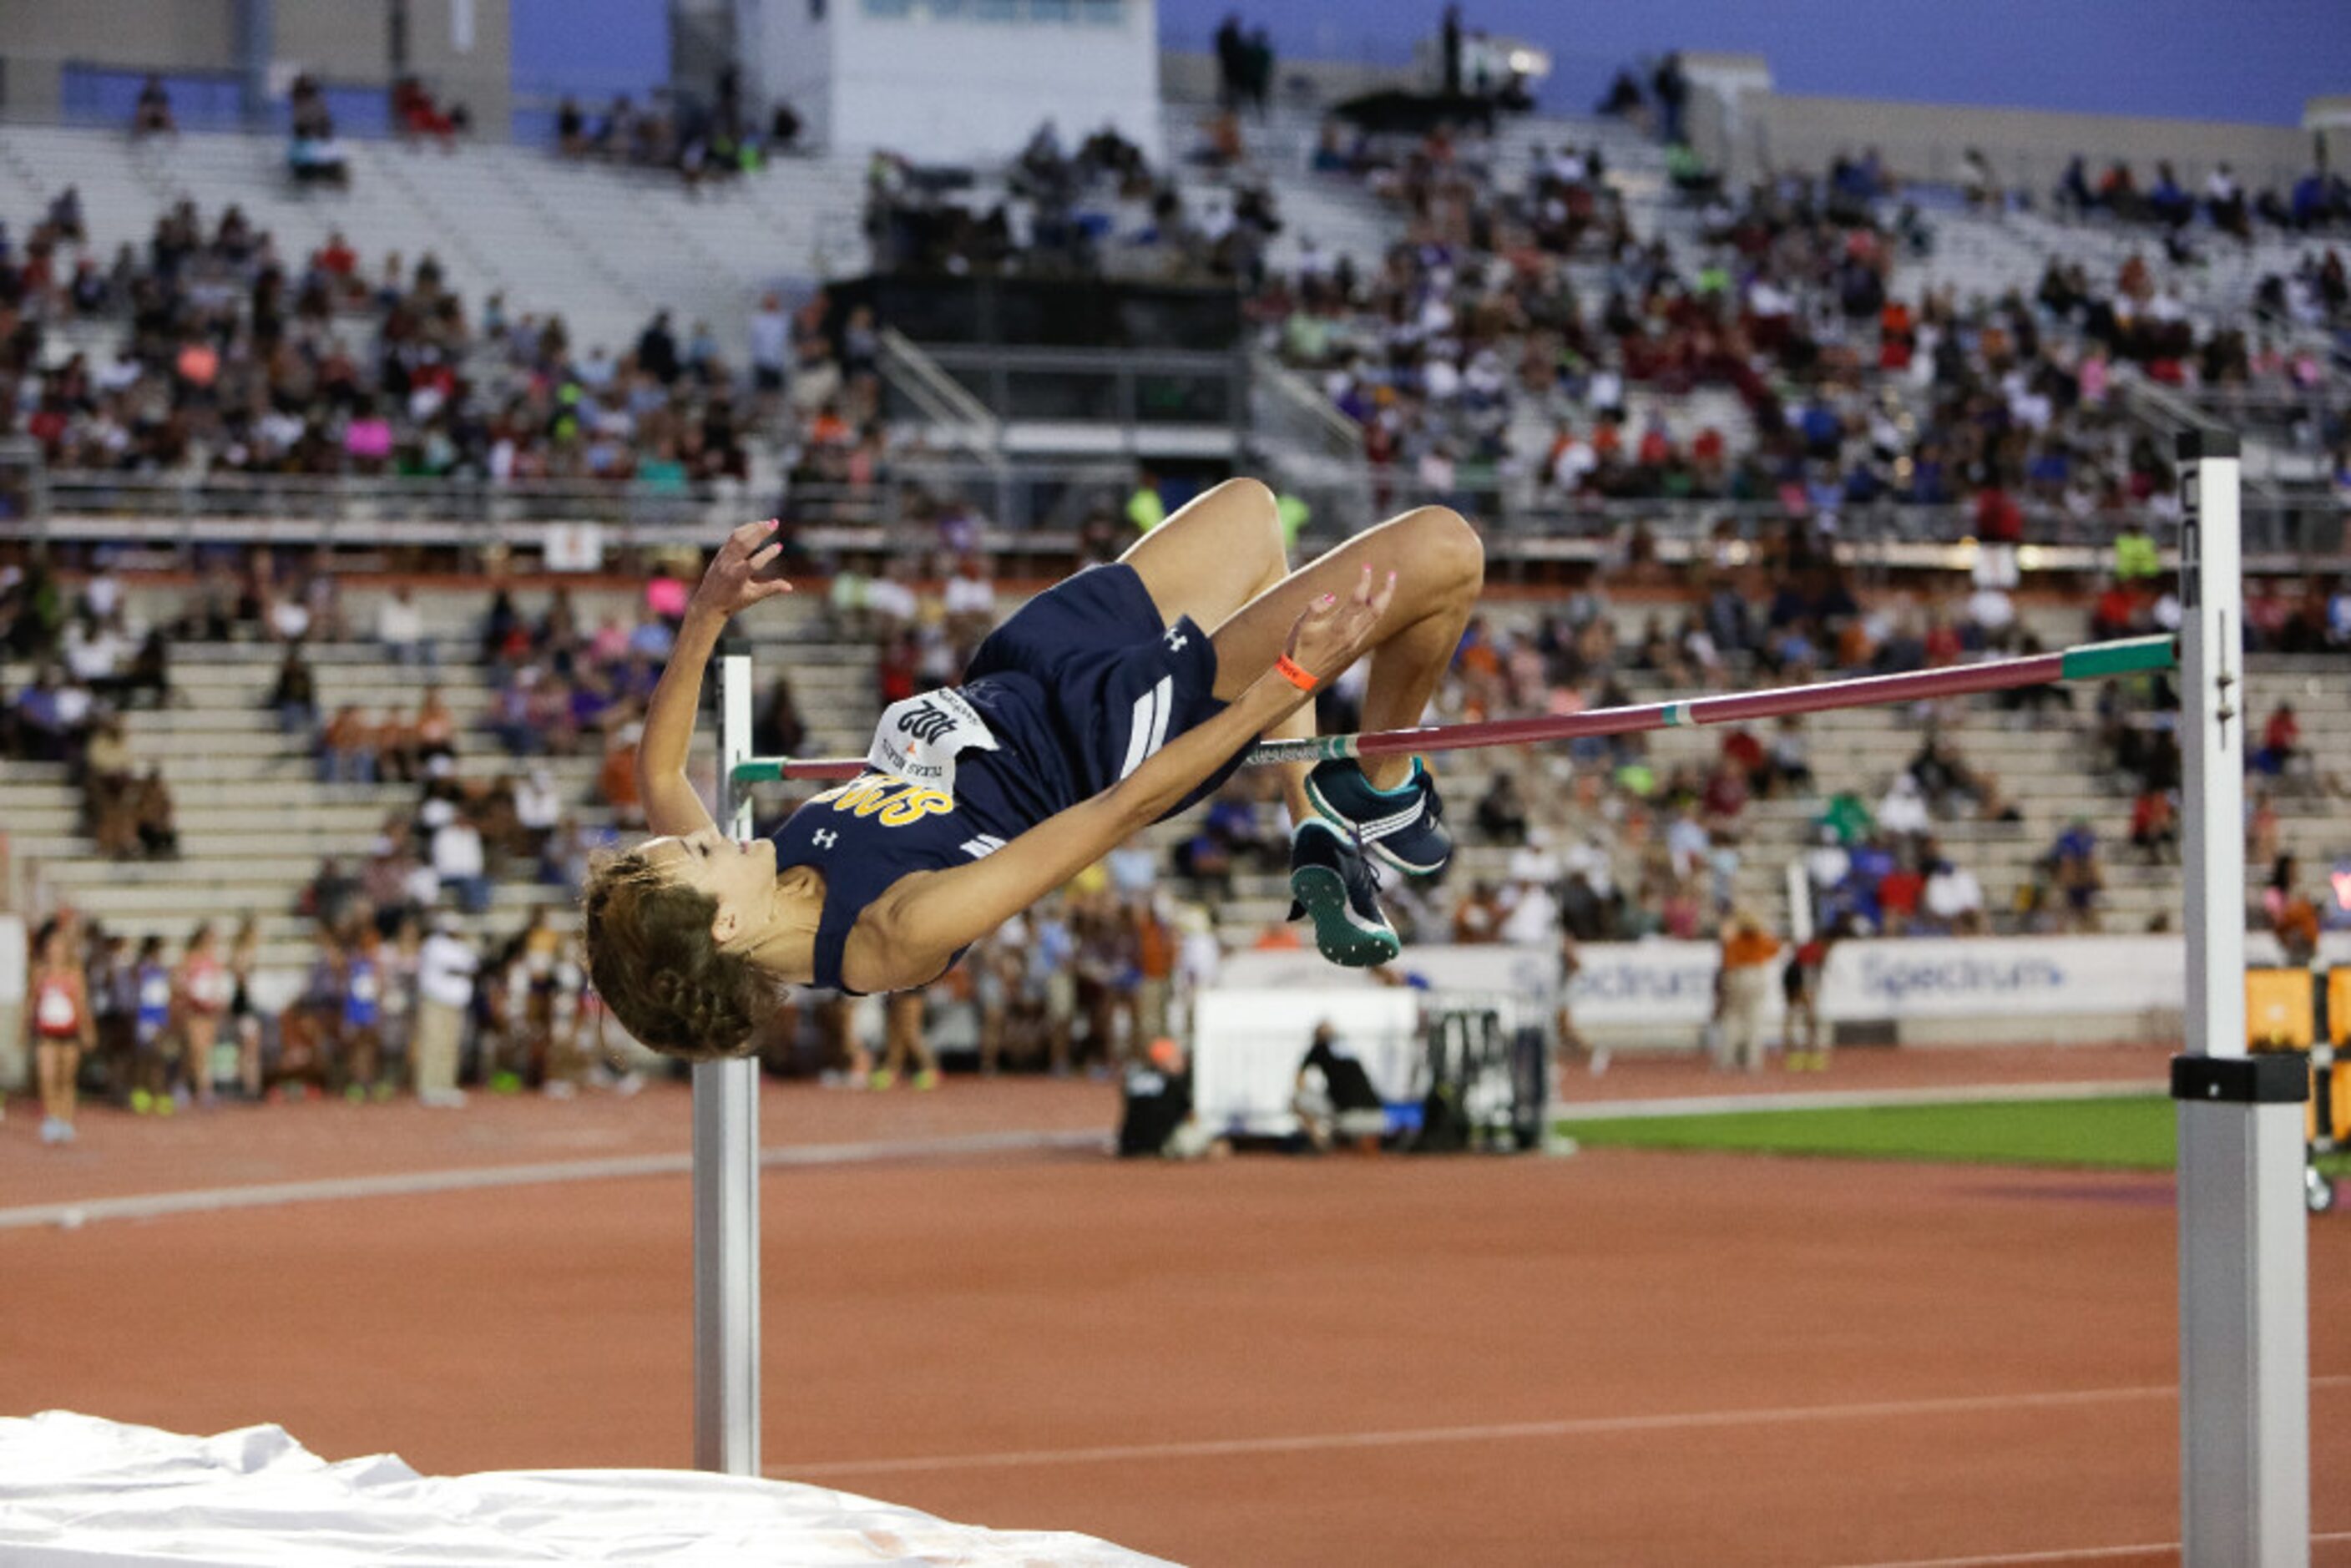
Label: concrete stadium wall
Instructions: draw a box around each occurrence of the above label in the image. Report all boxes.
[0,0,511,134]
[1744,94,2323,203]
[0,0,240,119]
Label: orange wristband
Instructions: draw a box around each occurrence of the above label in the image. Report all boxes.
[1275,655,1318,692]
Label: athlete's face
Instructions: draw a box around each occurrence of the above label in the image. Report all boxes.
[644,825,779,948]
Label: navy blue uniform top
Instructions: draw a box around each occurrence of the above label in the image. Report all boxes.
[770,564,1245,995]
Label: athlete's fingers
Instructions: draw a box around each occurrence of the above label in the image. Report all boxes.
[729,517,776,547]
[1367,569,1398,620]
[754,577,795,600]
[750,541,782,569]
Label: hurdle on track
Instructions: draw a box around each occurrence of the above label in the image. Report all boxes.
[698,432,2310,1560]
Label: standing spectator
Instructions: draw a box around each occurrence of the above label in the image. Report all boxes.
[872,989,941,1090]
[413,918,478,1107]
[1714,911,1780,1073]
[227,916,266,1100]
[428,801,492,913]
[172,922,231,1108]
[1780,920,1840,1072]
[28,920,94,1144]
[127,936,173,1114]
[132,75,177,137]
[748,293,790,401]
[340,923,388,1103]
[637,310,681,385]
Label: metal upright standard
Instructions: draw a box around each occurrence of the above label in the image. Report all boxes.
[692,655,761,1476]
[2171,431,2310,1564]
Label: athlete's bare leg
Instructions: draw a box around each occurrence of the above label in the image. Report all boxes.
[1118,478,1317,815]
[1204,506,1483,791]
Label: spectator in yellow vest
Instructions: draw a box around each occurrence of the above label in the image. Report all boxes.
[1125,469,1166,534]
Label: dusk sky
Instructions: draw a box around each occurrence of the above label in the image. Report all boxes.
[512,0,2351,127]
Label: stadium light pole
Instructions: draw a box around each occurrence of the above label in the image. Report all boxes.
[2171,429,2308,1564]
[692,655,761,1476]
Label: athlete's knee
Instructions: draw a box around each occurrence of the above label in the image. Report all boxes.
[1399,506,1484,596]
[1202,475,1277,519]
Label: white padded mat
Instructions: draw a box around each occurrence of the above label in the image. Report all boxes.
[0,1413,1176,1567]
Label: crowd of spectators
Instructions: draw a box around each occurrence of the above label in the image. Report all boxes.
[2053,155,2351,245]
[0,190,822,493]
[552,73,797,189]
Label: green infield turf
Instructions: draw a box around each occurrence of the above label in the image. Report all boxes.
[1564,1094,2351,1176]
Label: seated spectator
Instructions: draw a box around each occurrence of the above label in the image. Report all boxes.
[413,686,459,768]
[943,554,996,646]
[1765,716,1815,797]
[318,705,377,783]
[288,74,350,186]
[1921,857,1986,936]
[1876,774,1932,843]
[1452,881,1507,944]
[2049,818,2105,932]
[392,75,463,145]
[268,645,319,735]
[1877,854,1926,935]
[133,75,176,138]
[2129,787,2180,864]
[376,585,432,667]
[1474,771,1529,846]
[2275,884,2322,967]
[427,801,491,914]
[597,725,645,830]
[2252,702,2302,782]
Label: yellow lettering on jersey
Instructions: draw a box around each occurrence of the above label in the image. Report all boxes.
[823,775,953,827]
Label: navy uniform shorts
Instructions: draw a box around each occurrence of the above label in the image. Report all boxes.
[959,564,1249,824]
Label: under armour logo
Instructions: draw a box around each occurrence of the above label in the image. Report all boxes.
[1165,628,1188,652]
[811,829,838,849]
[897,701,957,744]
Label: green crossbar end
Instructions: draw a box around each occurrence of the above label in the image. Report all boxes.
[2058,635,2177,681]
[733,759,790,784]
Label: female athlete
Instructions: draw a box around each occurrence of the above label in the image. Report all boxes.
[584,479,1482,1060]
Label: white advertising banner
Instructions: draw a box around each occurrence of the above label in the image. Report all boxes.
[1562,934,2205,1029]
[1191,988,1421,1136]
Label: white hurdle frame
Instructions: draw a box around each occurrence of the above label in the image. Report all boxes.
[696,451,2315,1555]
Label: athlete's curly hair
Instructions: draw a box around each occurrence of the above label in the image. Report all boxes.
[582,847,770,1061]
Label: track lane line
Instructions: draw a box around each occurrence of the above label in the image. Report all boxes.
[774,1375,2351,1479]
[0,1129,1110,1231]
[1824,1528,2351,1567]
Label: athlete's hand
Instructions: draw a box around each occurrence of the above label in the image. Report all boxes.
[691,518,795,619]
[1284,564,1396,685]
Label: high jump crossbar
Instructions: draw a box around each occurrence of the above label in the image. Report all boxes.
[728,634,2177,788]
[701,435,2311,1563]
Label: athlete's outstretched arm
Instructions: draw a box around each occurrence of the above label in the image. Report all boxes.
[639,519,792,838]
[858,569,1395,991]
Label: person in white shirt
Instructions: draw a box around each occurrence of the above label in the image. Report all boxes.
[375,584,430,667]
[413,922,479,1107]
[1922,857,1985,934]
[432,815,489,913]
[1876,775,1932,841]
[748,292,790,395]
[513,766,564,847]
[942,554,996,642]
